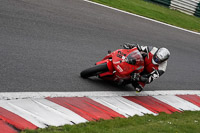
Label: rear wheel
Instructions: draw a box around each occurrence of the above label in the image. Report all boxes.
[80,63,108,78]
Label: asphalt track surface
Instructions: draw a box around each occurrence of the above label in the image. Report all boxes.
[0,0,200,92]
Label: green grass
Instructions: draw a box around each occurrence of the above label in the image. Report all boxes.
[22,111,200,133]
[91,0,200,32]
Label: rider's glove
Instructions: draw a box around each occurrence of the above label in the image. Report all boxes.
[147,69,160,83]
[123,43,138,49]
[140,69,160,84]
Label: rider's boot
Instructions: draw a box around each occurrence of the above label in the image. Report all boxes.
[135,84,143,92]
[132,82,143,92]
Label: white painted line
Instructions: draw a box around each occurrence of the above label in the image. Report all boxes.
[90,96,156,117]
[84,0,200,35]
[1,90,200,100]
[153,95,200,111]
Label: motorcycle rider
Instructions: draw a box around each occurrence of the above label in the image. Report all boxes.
[122,43,170,92]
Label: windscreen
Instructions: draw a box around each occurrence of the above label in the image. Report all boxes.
[126,50,144,66]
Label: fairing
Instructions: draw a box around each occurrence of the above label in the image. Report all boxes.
[96,47,144,81]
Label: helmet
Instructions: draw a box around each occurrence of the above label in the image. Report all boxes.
[152,48,170,64]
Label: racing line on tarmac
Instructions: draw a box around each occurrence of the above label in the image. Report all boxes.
[0,90,200,133]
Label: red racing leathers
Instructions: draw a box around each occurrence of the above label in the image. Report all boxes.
[123,44,167,89]
[137,46,167,88]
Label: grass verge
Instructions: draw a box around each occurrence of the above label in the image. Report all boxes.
[91,0,200,32]
[22,111,200,133]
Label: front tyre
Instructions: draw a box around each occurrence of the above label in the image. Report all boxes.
[80,63,108,78]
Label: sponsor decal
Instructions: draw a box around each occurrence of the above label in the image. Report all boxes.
[117,65,123,72]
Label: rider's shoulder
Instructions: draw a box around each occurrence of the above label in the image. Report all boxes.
[149,46,158,54]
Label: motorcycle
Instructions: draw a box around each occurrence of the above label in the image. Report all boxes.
[80,47,145,87]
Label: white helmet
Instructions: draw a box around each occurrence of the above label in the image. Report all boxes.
[152,48,170,64]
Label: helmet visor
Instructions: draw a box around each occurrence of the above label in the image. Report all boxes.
[153,55,161,64]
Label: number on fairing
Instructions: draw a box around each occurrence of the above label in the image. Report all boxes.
[117,51,124,58]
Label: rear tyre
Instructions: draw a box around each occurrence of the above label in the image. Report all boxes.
[80,63,108,78]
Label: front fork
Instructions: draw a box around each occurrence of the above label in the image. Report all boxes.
[96,59,114,78]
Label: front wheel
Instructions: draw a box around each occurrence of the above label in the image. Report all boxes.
[80,63,108,78]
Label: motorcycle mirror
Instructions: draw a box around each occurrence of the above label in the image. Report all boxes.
[108,50,111,54]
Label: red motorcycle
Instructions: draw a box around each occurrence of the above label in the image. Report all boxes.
[80,47,144,85]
